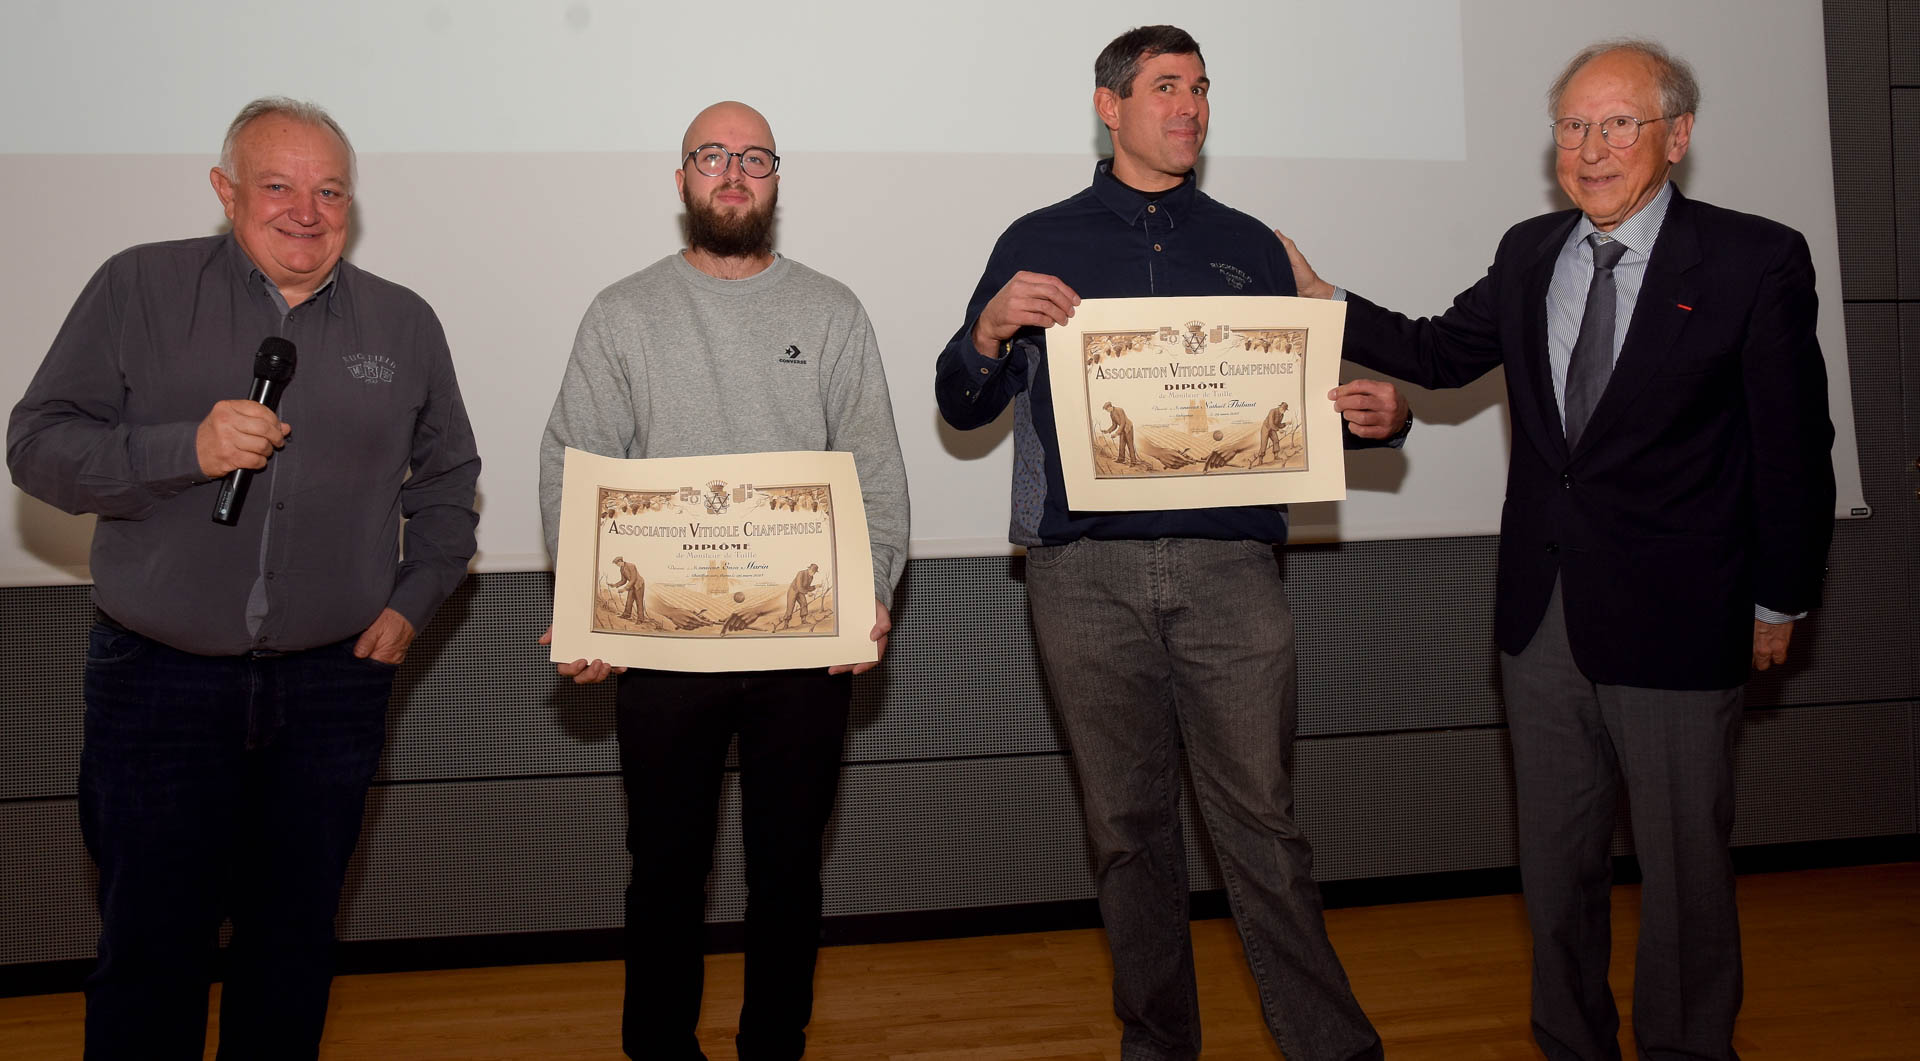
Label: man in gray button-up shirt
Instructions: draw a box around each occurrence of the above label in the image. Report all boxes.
[8,97,479,1059]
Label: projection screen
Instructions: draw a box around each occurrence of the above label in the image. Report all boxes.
[0,0,1867,582]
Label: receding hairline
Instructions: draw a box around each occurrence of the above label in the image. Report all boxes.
[680,101,776,157]
[219,96,357,190]
[1546,39,1701,118]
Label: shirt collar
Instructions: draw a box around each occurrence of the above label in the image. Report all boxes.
[1090,158,1198,224]
[1571,179,1675,258]
[225,233,344,317]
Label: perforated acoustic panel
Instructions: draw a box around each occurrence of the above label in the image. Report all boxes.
[1896,1,1920,84]
[1895,89,1920,300]
[7,558,1913,967]
[1825,0,1898,301]
[0,801,94,965]
[0,584,91,802]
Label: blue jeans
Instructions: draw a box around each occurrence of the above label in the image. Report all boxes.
[77,616,395,1061]
[1025,538,1381,1061]
[615,667,852,1061]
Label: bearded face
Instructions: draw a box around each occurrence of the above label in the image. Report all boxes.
[683,177,777,259]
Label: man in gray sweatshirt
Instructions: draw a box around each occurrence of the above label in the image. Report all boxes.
[537,101,908,1061]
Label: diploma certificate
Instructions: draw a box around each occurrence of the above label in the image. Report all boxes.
[1047,295,1348,511]
[549,448,877,672]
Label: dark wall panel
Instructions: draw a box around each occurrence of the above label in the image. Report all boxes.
[0,801,94,965]
[1894,1,1920,84]
[1730,703,1917,844]
[0,585,89,801]
[1825,0,1898,301]
[1894,88,1920,299]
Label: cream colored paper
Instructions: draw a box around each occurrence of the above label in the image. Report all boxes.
[1047,296,1349,511]
[549,448,876,672]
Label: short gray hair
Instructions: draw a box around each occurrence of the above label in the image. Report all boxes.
[1095,25,1204,98]
[218,96,357,191]
[1547,39,1701,119]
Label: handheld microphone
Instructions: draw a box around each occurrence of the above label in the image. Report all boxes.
[210,337,298,526]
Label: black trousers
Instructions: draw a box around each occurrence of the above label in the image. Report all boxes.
[78,619,394,1061]
[615,667,852,1061]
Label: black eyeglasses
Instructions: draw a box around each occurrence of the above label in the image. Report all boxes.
[1550,114,1676,150]
[683,146,780,179]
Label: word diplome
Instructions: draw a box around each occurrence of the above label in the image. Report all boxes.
[605,519,827,550]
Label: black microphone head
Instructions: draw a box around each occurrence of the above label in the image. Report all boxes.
[254,337,298,383]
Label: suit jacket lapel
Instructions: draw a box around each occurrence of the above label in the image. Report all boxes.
[1519,213,1580,463]
[1575,192,1702,455]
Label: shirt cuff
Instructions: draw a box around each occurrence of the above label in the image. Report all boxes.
[1330,287,1348,302]
[966,337,1015,367]
[131,421,210,485]
[954,339,1014,397]
[1754,605,1805,624]
[1386,409,1411,449]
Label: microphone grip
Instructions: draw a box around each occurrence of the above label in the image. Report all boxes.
[209,377,289,526]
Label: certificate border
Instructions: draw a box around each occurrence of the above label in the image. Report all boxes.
[1047,296,1349,511]
[550,448,876,672]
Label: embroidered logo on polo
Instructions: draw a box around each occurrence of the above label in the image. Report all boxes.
[776,344,809,366]
[343,353,396,384]
[1211,262,1252,291]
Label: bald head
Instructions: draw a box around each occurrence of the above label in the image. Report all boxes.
[681,101,775,157]
[676,100,780,268]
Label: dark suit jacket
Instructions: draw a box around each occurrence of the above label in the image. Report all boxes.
[1343,188,1834,690]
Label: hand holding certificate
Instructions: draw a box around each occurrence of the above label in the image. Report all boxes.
[1047,295,1349,511]
[548,448,879,672]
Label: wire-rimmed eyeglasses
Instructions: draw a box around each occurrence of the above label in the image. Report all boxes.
[684,145,780,179]
[1549,114,1676,151]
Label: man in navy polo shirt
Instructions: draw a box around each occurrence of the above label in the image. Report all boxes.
[935,25,1405,1061]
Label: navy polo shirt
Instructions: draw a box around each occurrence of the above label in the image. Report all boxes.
[935,160,1313,547]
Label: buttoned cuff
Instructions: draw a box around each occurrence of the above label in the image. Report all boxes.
[130,421,211,486]
[956,336,1027,398]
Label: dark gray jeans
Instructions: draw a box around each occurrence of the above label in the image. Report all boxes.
[1025,537,1381,1061]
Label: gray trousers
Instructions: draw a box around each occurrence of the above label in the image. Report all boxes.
[1025,537,1381,1061]
[1502,580,1745,1061]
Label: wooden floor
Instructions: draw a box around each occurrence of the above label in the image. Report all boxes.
[5,863,1915,1059]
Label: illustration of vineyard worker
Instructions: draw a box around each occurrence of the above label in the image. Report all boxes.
[784,563,821,627]
[1101,401,1139,465]
[610,555,645,620]
[1256,402,1292,465]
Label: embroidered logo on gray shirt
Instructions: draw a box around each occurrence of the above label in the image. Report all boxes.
[343,353,396,384]
[777,344,809,366]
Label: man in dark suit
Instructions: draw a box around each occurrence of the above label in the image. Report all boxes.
[1281,39,1834,1061]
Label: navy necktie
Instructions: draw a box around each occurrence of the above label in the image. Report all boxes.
[1564,234,1630,448]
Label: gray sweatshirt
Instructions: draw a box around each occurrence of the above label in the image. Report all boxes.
[539,253,908,606]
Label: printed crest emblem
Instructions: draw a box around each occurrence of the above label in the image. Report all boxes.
[1181,321,1209,356]
[703,480,732,515]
